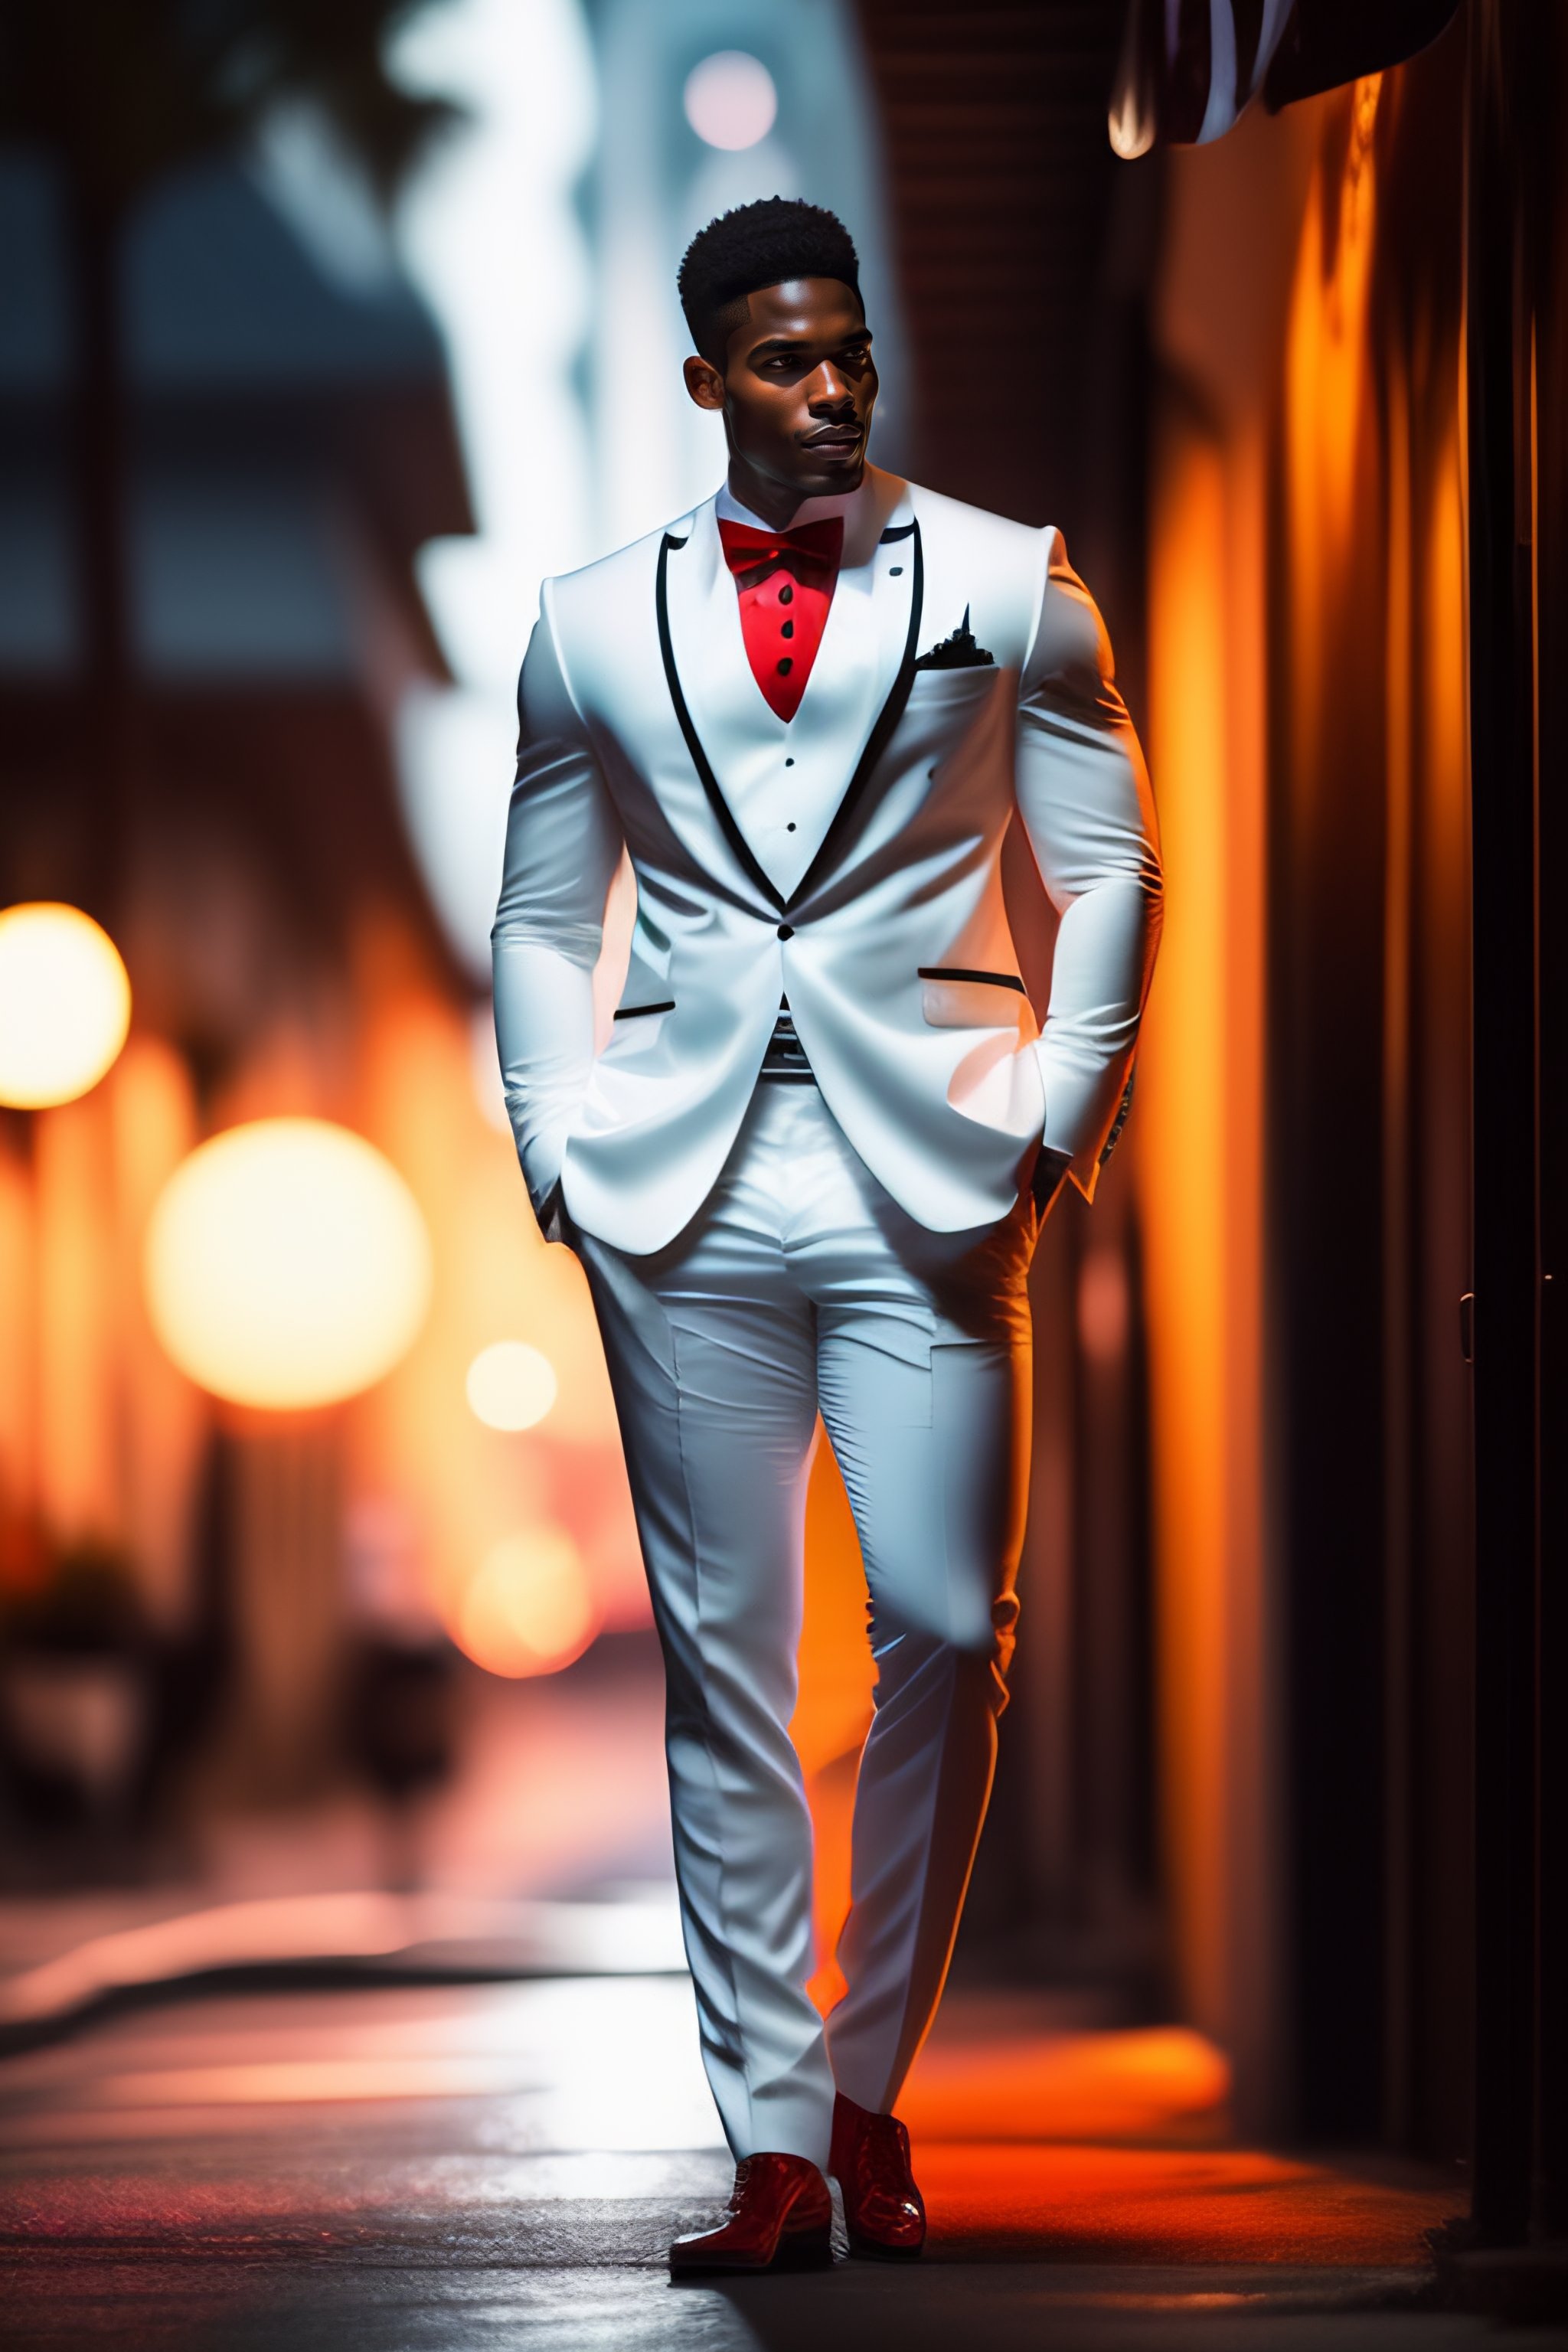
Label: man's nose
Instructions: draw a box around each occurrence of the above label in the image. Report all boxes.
[808,363,854,408]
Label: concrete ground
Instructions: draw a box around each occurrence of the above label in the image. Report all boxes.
[1,1667,1552,2347]
[1,1968,1545,2352]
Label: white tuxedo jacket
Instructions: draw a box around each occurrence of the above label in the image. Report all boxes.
[493,468,1162,1255]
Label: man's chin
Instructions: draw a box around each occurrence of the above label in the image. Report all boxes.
[794,450,867,498]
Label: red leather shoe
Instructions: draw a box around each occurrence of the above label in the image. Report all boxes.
[668,2153,833,2275]
[829,2092,926,2258]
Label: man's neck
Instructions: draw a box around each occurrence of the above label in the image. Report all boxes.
[724,459,864,532]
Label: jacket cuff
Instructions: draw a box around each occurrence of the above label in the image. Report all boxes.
[1034,1050,1138,1203]
[518,1123,568,1231]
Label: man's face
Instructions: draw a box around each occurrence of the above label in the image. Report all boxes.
[683,277,877,503]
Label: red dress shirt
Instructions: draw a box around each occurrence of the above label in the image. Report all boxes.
[717,515,844,723]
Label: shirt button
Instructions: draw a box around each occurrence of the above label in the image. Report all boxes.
[777,923,794,939]
[785,756,795,766]
[781,619,794,639]
[786,822,797,832]
[776,657,792,675]
[779,584,794,604]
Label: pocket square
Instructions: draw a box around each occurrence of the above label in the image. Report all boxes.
[913,605,995,670]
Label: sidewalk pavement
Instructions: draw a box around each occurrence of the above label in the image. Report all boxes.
[0,1965,1483,2352]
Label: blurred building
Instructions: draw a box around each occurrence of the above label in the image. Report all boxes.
[858,7,1563,2265]
[0,141,462,1815]
[0,129,648,1834]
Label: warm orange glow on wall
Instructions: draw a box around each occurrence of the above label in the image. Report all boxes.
[144,1118,433,1410]
[1136,76,1406,2118]
[1140,425,1236,2044]
[1282,83,1383,796]
[1138,377,1273,2112]
[0,903,130,1109]
[1424,416,1468,903]
[456,1527,597,1676]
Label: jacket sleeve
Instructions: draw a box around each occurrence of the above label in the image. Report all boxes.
[1014,528,1164,1200]
[491,586,626,1220]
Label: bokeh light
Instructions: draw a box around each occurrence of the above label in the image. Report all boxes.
[1077,1246,1131,1367]
[0,903,132,1108]
[466,1340,559,1431]
[457,1529,596,1677]
[683,51,777,151]
[1107,84,1155,162]
[144,1117,432,1410]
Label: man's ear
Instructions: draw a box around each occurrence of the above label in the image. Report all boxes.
[683,354,726,412]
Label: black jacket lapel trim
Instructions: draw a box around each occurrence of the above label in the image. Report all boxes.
[786,518,923,914]
[656,531,786,914]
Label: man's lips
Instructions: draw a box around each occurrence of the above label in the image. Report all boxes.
[802,426,863,451]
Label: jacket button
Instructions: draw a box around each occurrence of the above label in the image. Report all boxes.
[777,923,794,939]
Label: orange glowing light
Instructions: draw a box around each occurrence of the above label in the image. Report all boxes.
[1077,1245,1131,1366]
[456,1528,596,1676]
[904,2024,1232,2145]
[143,1118,432,1410]
[1107,86,1155,161]
[912,2141,1459,2265]
[0,903,131,1108]
[466,1341,558,1431]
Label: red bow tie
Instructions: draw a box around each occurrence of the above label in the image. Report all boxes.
[717,516,844,580]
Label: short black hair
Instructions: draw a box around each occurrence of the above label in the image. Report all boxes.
[678,198,862,361]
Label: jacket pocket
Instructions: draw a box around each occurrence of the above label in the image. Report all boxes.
[612,1000,675,1020]
[920,969,1038,1047]
[917,967,1024,992]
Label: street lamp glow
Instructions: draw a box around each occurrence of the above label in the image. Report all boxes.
[1107,78,1156,159]
[457,1529,596,1677]
[466,1340,558,1431]
[0,903,131,1108]
[683,51,777,151]
[144,1118,432,1410]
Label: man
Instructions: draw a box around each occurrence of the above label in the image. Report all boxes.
[493,198,1162,2272]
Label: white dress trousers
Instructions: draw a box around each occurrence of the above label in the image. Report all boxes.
[570,1074,1036,2167]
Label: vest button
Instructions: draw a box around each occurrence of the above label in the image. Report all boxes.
[777,923,794,939]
